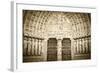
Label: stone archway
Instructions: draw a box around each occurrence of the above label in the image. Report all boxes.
[23,10,91,62]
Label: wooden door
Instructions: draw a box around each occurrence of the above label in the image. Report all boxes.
[47,38,57,61]
[62,38,71,60]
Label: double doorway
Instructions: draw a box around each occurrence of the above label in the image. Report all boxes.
[47,38,71,61]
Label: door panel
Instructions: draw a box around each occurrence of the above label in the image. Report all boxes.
[62,38,71,60]
[47,38,57,61]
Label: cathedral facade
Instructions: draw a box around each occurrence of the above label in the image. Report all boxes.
[23,10,91,62]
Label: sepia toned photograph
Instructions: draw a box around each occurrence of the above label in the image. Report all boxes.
[23,10,91,63]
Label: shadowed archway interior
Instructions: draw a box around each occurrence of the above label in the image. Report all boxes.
[23,10,91,62]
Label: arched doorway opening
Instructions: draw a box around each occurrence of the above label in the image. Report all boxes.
[47,38,57,61]
[62,38,71,60]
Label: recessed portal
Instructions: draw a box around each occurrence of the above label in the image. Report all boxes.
[23,10,91,62]
[62,38,71,60]
[47,38,57,61]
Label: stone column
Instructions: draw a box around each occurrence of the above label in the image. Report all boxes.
[74,40,77,54]
[38,40,41,55]
[57,39,62,61]
[82,38,85,53]
[76,39,79,54]
[85,38,88,53]
[32,39,34,55]
[28,38,31,56]
[23,37,27,56]
[86,38,89,53]
[88,37,91,52]
[79,39,82,53]
[43,38,48,61]
[40,40,43,55]
[35,39,37,55]
[37,39,39,55]
[78,39,80,54]
[71,39,74,60]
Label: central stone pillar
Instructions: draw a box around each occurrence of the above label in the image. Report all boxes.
[57,38,62,61]
[43,38,48,61]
